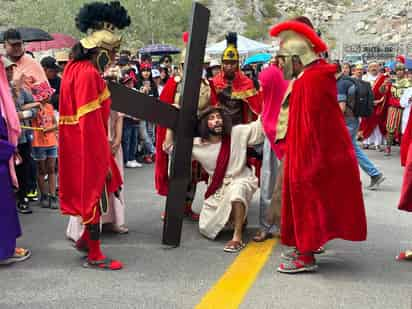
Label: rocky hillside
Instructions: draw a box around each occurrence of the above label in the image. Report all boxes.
[203,0,412,57]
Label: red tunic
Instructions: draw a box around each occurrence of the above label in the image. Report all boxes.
[59,60,122,223]
[154,77,179,196]
[281,60,367,253]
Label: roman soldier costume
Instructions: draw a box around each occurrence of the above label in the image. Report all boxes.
[211,32,262,125]
[385,63,411,155]
[59,1,130,270]
[270,19,367,273]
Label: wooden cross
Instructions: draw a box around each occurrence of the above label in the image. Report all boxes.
[108,2,210,247]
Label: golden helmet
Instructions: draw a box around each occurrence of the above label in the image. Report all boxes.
[269,20,328,66]
[76,2,131,51]
[222,32,239,62]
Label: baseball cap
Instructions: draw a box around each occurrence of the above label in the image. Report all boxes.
[3,28,23,44]
[41,56,60,70]
[152,69,160,78]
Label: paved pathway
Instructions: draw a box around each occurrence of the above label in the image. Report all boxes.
[1,148,412,309]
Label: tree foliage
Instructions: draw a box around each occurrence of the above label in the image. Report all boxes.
[0,0,193,50]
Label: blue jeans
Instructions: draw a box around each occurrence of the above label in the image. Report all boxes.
[139,120,155,156]
[259,137,279,233]
[345,118,380,177]
[146,121,155,145]
[122,122,139,162]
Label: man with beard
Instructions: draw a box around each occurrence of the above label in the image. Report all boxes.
[59,1,129,270]
[164,106,264,252]
[156,32,211,220]
[359,62,387,151]
[212,32,262,125]
[384,62,411,156]
[270,19,367,273]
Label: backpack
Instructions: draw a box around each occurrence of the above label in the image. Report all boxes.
[341,76,374,117]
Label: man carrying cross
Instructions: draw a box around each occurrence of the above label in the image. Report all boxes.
[108,3,210,247]
[155,31,211,221]
[164,106,264,252]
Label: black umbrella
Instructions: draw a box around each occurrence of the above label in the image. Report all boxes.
[0,27,53,43]
[139,44,181,56]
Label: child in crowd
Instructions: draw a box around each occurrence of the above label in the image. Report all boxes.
[121,73,142,168]
[136,62,157,164]
[30,82,58,209]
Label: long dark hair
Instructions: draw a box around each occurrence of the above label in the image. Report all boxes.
[137,68,158,97]
[71,42,97,61]
[197,107,232,139]
[159,67,169,85]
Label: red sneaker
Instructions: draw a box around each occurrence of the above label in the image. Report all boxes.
[277,255,318,274]
[84,257,123,270]
[144,155,153,164]
[184,203,199,221]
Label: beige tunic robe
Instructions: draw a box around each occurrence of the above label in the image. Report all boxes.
[193,120,264,239]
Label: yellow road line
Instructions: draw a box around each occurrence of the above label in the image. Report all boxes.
[195,239,277,309]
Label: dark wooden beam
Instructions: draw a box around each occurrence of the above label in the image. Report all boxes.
[162,2,210,247]
[108,81,179,130]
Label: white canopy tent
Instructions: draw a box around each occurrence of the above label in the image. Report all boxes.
[206,35,271,59]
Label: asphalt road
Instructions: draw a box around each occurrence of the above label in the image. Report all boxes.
[1,147,412,309]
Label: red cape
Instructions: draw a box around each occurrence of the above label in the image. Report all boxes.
[259,65,288,159]
[399,137,412,211]
[399,122,412,211]
[212,71,262,122]
[281,60,367,252]
[59,60,122,223]
[401,109,412,167]
[155,77,178,196]
[399,89,412,209]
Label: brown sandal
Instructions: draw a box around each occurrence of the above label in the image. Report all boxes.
[253,230,275,242]
[224,240,246,253]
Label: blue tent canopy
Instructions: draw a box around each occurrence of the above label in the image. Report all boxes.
[385,59,412,70]
[244,53,271,65]
[206,35,271,57]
